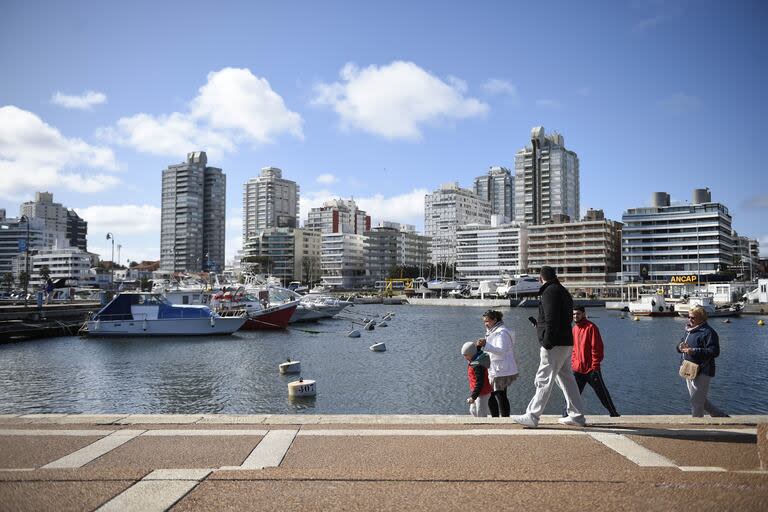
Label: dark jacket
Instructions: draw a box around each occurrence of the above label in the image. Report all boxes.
[537,280,574,350]
[677,322,719,377]
[467,351,492,400]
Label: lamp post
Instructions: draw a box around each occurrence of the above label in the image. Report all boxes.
[19,215,30,307]
[106,233,114,291]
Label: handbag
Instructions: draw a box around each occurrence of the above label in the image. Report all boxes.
[679,359,699,380]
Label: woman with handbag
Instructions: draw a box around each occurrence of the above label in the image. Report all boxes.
[476,309,519,417]
[676,306,729,417]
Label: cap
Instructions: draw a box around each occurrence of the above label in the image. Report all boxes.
[461,341,476,356]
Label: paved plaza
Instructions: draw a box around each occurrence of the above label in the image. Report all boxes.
[0,414,766,511]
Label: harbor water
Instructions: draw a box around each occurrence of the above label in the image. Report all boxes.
[1,305,766,416]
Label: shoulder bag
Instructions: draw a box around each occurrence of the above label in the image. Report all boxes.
[678,332,699,380]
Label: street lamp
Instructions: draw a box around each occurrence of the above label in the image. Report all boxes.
[106,233,114,291]
[20,215,30,307]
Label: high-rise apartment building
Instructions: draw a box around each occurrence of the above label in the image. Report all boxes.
[160,152,226,273]
[366,222,431,282]
[731,235,760,281]
[474,166,514,223]
[320,233,368,288]
[527,209,622,286]
[621,189,735,283]
[456,221,527,280]
[20,192,88,251]
[242,167,300,242]
[424,182,491,265]
[514,127,579,224]
[305,199,370,234]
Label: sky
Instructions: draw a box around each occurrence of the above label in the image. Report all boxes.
[1,0,766,265]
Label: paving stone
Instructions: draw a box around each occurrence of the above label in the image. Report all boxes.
[758,424,767,470]
[0,436,102,469]
[0,480,133,512]
[629,432,761,471]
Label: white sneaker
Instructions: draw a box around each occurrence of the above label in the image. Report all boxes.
[558,416,587,427]
[511,414,538,428]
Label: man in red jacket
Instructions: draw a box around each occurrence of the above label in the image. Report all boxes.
[570,307,620,417]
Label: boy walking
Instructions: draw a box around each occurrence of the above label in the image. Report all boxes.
[462,341,492,417]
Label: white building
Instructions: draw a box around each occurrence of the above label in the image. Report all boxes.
[474,166,514,223]
[305,199,370,234]
[622,189,735,283]
[456,220,527,280]
[514,127,579,225]
[242,227,321,284]
[242,167,300,242]
[0,216,62,282]
[31,245,98,286]
[320,233,367,288]
[425,182,491,266]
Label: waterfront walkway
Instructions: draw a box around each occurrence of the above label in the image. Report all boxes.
[1,414,766,511]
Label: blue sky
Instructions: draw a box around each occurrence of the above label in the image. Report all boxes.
[1,0,766,264]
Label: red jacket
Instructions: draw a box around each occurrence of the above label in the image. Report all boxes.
[571,319,604,373]
[467,363,492,399]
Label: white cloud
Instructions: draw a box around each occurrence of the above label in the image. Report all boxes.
[75,204,161,235]
[51,90,107,110]
[744,195,768,209]
[98,68,303,158]
[482,79,519,99]
[316,173,337,185]
[535,99,562,109]
[658,93,701,114]
[0,105,118,200]
[312,61,488,139]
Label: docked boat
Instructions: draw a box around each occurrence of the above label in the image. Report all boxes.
[85,292,245,336]
[676,294,742,318]
[628,292,677,317]
[496,275,540,298]
[212,288,300,330]
[427,279,461,291]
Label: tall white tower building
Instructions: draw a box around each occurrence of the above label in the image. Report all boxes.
[424,182,491,266]
[474,166,514,223]
[514,127,579,224]
[242,167,300,242]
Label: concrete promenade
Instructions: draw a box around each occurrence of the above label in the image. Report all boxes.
[1,414,766,511]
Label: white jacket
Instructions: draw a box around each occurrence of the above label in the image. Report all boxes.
[483,322,519,378]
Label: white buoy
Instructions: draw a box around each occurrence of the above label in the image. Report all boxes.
[370,342,386,352]
[365,320,375,331]
[377,321,388,327]
[279,359,301,374]
[348,329,361,338]
[288,378,316,397]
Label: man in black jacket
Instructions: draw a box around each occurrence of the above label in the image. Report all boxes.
[511,266,587,428]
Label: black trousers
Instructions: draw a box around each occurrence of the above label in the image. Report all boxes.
[488,389,510,417]
[571,369,620,417]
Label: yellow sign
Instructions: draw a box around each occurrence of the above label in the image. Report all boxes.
[670,275,698,284]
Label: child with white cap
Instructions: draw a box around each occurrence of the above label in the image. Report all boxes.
[462,341,492,417]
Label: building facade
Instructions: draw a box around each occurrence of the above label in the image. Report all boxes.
[456,221,527,280]
[732,234,760,281]
[20,192,87,251]
[514,127,579,225]
[305,199,370,234]
[242,167,300,240]
[621,190,735,283]
[31,246,97,286]
[365,222,431,282]
[0,216,61,282]
[320,233,367,288]
[425,182,491,265]
[474,166,514,223]
[160,152,226,273]
[527,210,622,286]
[65,210,88,252]
[241,227,321,284]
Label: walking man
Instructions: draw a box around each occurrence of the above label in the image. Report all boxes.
[511,266,587,428]
[570,306,620,417]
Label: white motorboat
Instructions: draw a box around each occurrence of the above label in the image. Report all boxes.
[86,292,245,336]
[496,275,540,298]
[427,279,461,291]
[628,292,677,317]
[676,294,742,318]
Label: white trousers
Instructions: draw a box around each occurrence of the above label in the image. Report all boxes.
[685,374,727,417]
[469,394,491,417]
[525,346,586,422]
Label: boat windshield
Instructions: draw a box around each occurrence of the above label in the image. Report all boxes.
[137,294,172,306]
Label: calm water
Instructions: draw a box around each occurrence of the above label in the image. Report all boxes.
[1,305,767,416]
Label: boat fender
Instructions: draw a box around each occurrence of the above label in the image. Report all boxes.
[94,319,100,330]
[210,316,215,327]
[142,319,147,331]
[658,306,664,313]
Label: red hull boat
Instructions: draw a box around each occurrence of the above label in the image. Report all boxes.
[240,301,299,330]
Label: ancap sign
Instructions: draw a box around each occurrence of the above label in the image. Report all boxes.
[670,275,698,284]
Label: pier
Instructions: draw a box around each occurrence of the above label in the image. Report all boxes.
[0,303,98,342]
[1,414,766,511]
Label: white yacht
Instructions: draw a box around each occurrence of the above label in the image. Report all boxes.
[496,275,540,298]
[628,292,677,317]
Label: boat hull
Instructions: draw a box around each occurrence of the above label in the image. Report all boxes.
[241,303,298,330]
[86,317,245,336]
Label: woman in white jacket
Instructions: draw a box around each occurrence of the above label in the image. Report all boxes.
[476,309,519,417]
